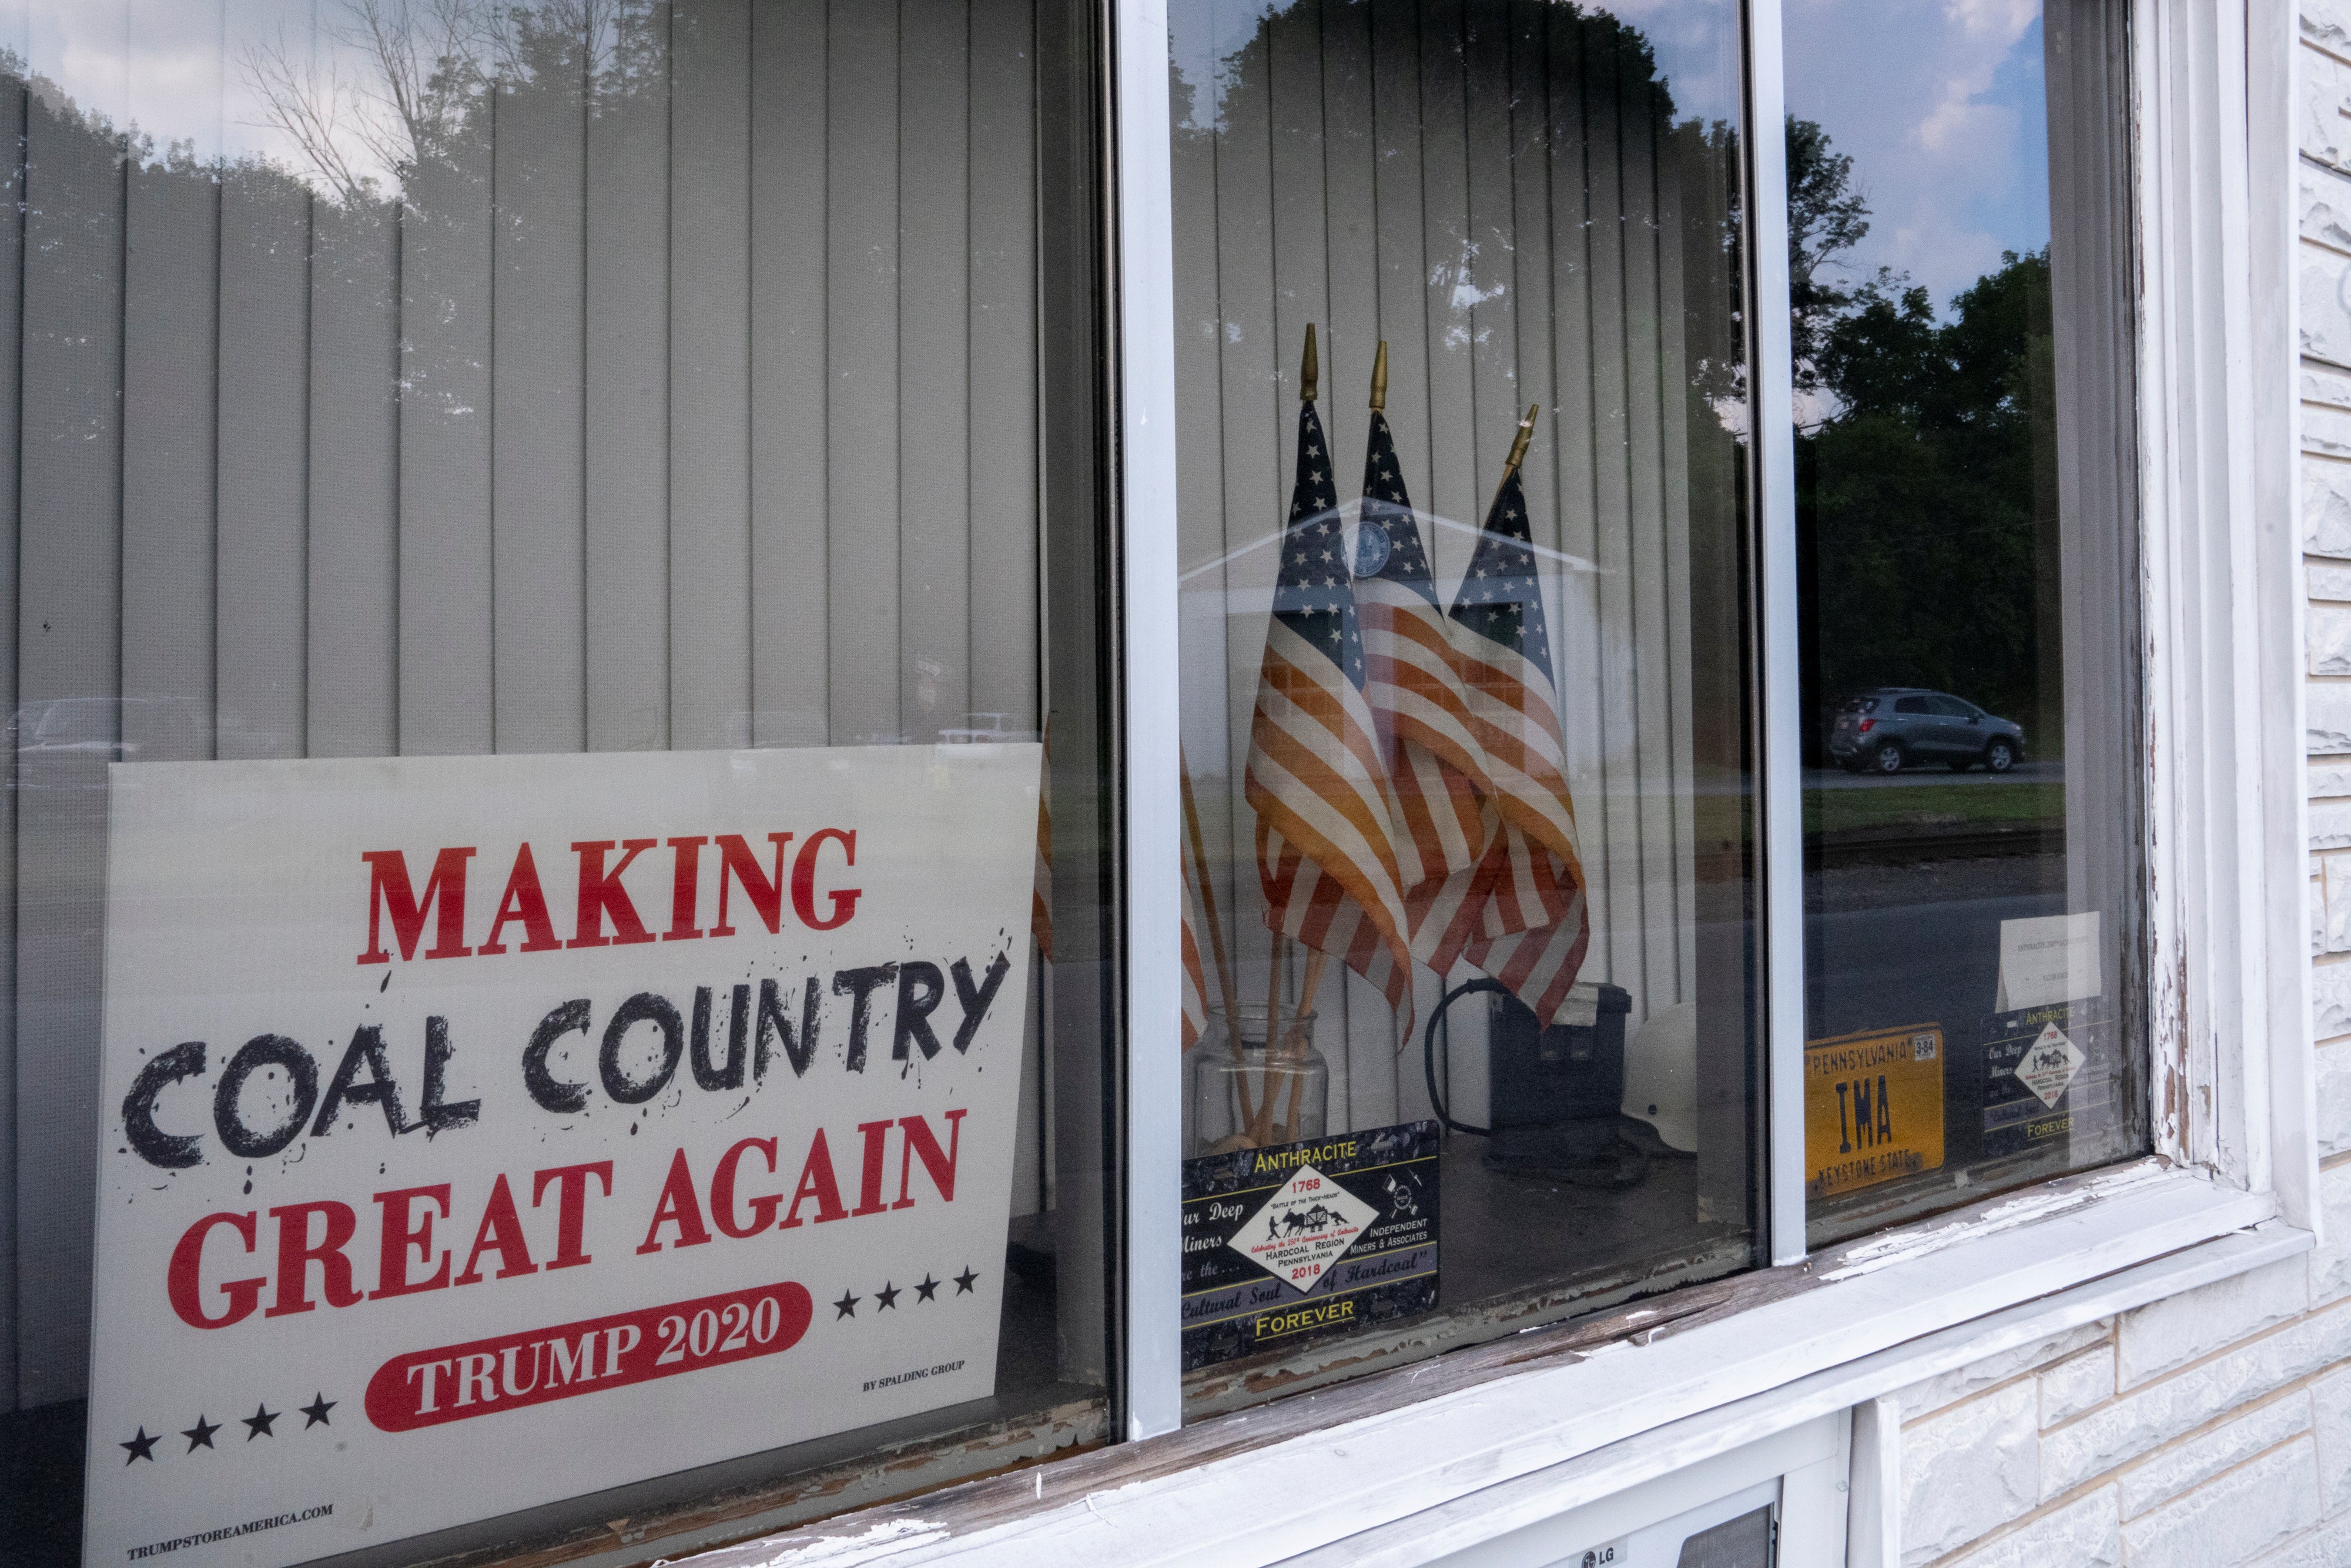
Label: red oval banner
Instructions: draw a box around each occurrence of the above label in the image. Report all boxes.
[364,1280,813,1432]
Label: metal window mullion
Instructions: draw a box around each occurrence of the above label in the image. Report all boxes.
[1742,0,1808,1268]
[1110,0,1186,1442]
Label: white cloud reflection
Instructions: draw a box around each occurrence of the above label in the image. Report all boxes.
[1786,0,2052,316]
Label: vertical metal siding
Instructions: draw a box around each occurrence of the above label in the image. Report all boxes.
[0,0,1048,1408]
[15,86,127,1409]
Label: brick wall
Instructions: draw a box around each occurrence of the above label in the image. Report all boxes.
[2308,1,2351,1154]
[1884,8,2351,1564]
[1891,1218,2351,1565]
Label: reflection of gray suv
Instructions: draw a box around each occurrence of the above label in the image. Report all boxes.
[1827,688,2027,775]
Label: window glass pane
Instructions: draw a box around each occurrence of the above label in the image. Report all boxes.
[1789,0,2145,1242]
[0,3,1118,1563]
[1169,0,1760,1414]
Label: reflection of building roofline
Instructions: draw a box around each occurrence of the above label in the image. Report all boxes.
[1178,500,1599,587]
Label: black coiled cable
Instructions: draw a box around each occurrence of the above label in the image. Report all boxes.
[1423,976,1509,1137]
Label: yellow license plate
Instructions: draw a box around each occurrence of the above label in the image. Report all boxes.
[1805,1024,1947,1198]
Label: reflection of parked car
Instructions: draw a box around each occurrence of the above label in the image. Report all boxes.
[1827,688,2026,775]
[12,696,277,780]
[14,697,123,762]
[939,713,1041,745]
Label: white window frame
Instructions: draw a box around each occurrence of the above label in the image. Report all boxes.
[679,0,2319,1562]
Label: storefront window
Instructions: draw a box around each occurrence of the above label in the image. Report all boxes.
[0,0,2166,1555]
[1787,0,2145,1242]
[0,2,1120,1563]
[1168,0,1761,1411]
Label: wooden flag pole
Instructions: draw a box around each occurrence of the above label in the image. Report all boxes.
[1252,322,1321,1144]
[1274,949,1330,1143]
[1253,934,1288,1145]
[1369,339,1389,411]
[1180,754,1251,1130]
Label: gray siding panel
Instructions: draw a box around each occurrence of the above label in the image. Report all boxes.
[750,0,829,749]
[0,79,27,1405]
[826,0,902,744]
[583,0,672,753]
[967,0,1039,735]
[900,0,972,742]
[307,201,401,760]
[398,115,497,756]
[669,0,755,752]
[15,92,125,1409]
[120,158,217,765]
[493,38,590,755]
[216,167,311,761]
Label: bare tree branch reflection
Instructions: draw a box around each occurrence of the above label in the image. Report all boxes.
[237,0,646,207]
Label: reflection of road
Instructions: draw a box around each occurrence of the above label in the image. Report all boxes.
[1808,887,2061,1040]
[1803,760,2062,792]
[1808,883,2066,1167]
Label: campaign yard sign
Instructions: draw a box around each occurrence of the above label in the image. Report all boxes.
[82,745,1041,1568]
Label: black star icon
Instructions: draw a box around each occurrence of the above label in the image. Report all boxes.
[299,1393,335,1429]
[915,1274,940,1302]
[243,1404,278,1440]
[120,1428,159,1464]
[833,1289,860,1319]
[181,1415,219,1452]
[875,1281,902,1309]
[955,1266,979,1294]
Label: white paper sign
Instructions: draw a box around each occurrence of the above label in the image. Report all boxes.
[1995,912,2102,1012]
[82,745,1040,1568]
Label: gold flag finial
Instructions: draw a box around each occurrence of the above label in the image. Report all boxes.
[1504,403,1539,474]
[1300,323,1319,402]
[1369,340,1389,410]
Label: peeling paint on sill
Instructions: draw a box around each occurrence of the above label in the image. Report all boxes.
[1818,1159,2178,1281]
[714,1519,947,1567]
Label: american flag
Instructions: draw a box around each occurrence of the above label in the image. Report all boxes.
[1180,852,1210,1051]
[1245,384,1416,1029]
[1353,393,1495,960]
[1439,433,1590,1023]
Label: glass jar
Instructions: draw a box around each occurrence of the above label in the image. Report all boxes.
[1189,1003,1327,1155]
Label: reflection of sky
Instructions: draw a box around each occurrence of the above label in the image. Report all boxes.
[1171,0,1742,134]
[4,0,415,191]
[1784,0,2051,316]
[1598,0,1742,125]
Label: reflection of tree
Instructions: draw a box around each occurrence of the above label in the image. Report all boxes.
[239,0,495,205]
[1171,0,1745,443]
[239,0,661,207]
[1793,120,2056,745]
[1696,115,1874,411]
[1786,118,1871,400]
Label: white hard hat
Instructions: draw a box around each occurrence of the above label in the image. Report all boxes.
[1623,1001,1698,1153]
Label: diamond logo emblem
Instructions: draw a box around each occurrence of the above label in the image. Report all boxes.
[1227,1164,1377,1294]
[2014,1023,2084,1109]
